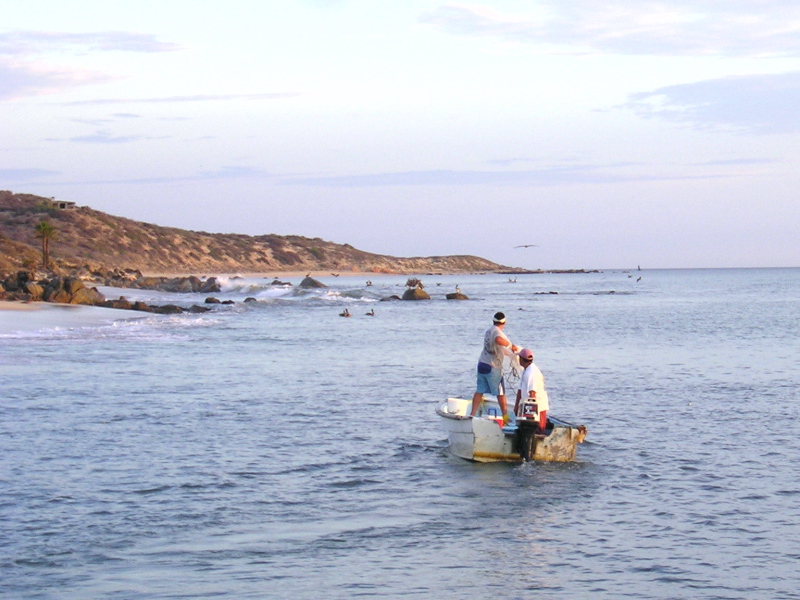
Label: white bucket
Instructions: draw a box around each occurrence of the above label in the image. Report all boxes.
[446,398,470,416]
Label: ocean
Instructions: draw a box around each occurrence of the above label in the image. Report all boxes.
[2,268,800,599]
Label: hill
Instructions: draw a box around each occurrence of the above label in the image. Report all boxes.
[0,191,518,275]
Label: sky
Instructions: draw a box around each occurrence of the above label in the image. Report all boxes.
[1,0,799,270]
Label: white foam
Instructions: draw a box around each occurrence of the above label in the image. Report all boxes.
[0,303,145,337]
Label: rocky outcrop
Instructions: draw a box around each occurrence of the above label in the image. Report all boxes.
[402,278,430,300]
[0,269,232,315]
[299,276,326,288]
[402,287,430,300]
[446,292,469,300]
[39,276,106,306]
[24,281,44,300]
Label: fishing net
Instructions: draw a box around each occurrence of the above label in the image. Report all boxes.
[504,353,523,389]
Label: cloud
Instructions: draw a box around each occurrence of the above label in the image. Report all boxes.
[0,30,179,101]
[0,62,109,101]
[420,2,800,57]
[67,130,155,144]
[0,168,59,182]
[281,163,721,187]
[625,71,800,133]
[64,92,302,106]
[699,158,779,166]
[0,31,181,56]
[49,166,271,186]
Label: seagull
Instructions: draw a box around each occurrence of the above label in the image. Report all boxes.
[514,244,538,248]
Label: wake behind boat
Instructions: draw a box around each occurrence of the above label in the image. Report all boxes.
[436,397,587,463]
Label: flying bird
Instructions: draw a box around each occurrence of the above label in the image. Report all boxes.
[514,244,538,248]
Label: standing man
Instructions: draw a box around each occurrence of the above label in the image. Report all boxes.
[515,348,549,433]
[470,312,519,423]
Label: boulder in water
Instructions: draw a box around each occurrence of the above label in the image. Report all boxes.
[446,292,469,300]
[402,287,430,301]
[299,276,326,288]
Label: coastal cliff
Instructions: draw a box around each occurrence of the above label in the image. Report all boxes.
[0,191,517,275]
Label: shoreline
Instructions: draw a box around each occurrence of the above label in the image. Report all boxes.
[0,300,46,311]
[138,270,474,279]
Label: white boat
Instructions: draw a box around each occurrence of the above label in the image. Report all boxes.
[436,397,587,463]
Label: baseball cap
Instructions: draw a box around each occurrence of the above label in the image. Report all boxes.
[518,348,533,360]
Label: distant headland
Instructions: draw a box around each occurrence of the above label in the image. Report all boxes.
[1,191,535,276]
[0,191,601,280]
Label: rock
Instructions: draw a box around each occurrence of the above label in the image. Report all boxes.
[221,300,235,305]
[199,277,220,293]
[243,297,258,303]
[270,279,291,286]
[109,296,132,310]
[88,287,105,305]
[132,301,154,312]
[188,305,211,313]
[446,292,469,300]
[187,276,202,292]
[299,276,326,288]
[134,276,164,289]
[1,276,17,292]
[380,295,402,301]
[70,287,98,305]
[24,282,44,300]
[154,304,183,314]
[163,277,195,293]
[42,277,62,301]
[3,271,33,292]
[205,297,221,304]
[64,277,85,296]
[402,288,430,300]
[49,289,72,304]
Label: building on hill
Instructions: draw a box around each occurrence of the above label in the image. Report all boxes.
[48,198,76,210]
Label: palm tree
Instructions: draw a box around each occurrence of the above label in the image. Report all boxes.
[34,220,57,270]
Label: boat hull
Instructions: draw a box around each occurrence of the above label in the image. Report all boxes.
[436,398,586,463]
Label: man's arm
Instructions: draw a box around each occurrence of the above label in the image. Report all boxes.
[495,336,519,353]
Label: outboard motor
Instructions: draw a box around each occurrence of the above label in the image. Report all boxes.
[516,419,541,461]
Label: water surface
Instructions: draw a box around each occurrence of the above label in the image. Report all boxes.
[2,268,800,599]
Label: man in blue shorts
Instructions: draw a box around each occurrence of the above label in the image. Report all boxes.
[470,311,519,423]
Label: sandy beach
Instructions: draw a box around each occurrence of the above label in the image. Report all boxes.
[0,301,45,311]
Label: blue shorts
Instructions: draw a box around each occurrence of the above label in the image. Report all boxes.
[476,364,505,396]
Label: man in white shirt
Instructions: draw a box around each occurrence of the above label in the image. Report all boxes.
[515,348,549,433]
